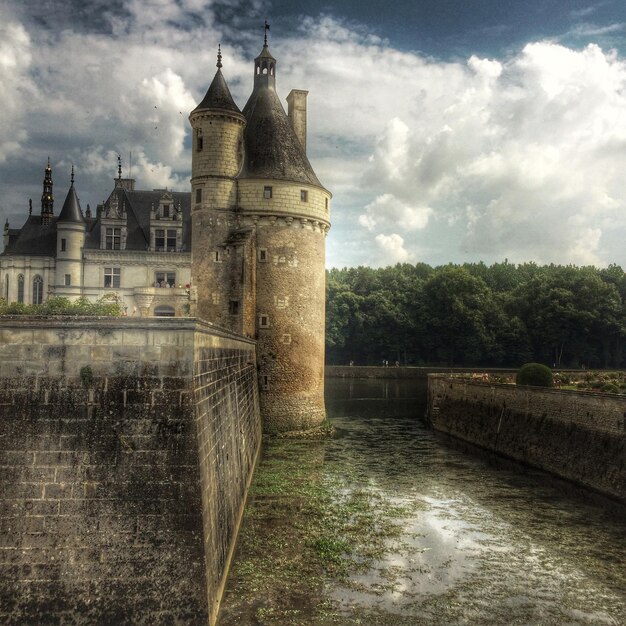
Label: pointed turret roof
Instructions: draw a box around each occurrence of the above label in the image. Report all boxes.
[57,168,85,224]
[192,46,242,115]
[240,41,323,188]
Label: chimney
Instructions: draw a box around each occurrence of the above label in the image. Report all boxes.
[286,89,308,153]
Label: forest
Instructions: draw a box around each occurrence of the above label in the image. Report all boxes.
[325,262,626,368]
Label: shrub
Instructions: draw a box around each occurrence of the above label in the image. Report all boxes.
[0,296,121,317]
[600,383,619,394]
[516,363,553,387]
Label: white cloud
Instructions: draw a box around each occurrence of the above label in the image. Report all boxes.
[0,11,35,162]
[374,233,412,264]
[359,194,433,232]
[2,4,626,270]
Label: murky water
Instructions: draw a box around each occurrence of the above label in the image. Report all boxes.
[220,378,626,625]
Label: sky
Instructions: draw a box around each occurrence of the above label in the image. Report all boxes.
[1,0,626,269]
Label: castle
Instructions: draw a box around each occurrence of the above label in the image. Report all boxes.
[0,33,331,433]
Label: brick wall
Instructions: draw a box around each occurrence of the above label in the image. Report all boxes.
[428,377,626,501]
[0,317,261,625]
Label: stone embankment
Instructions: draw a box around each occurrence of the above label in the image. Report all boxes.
[0,316,261,625]
[427,376,625,502]
[327,365,519,379]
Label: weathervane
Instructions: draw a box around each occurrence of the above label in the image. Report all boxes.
[70,164,74,185]
[264,20,270,46]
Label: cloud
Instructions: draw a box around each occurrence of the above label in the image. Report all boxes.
[359,194,432,232]
[0,10,35,163]
[374,233,412,265]
[2,3,626,270]
[361,40,626,266]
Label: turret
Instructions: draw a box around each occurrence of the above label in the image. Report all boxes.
[238,29,332,433]
[55,166,85,298]
[189,46,247,326]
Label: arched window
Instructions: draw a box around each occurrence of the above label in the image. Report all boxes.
[17,275,24,303]
[4,274,8,301]
[153,305,175,317]
[32,275,43,305]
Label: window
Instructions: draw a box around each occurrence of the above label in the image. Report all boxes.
[4,274,8,301]
[325,198,329,211]
[166,230,177,252]
[261,375,269,390]
[196,128,203,151]
[259,314,270,328]
[263,186,272,199]
[104,267,121,288]
[106,227,121,250]
[154,305,175,317]
[155,229,165,251]
[61,238,66,252]
[195,188,202,204]
[32,275,43,304]
[300,189,308,202]
[162,204,170,218]
[258,248,268,262]
[214,250,222,263]
[154,271,175,288]
[17,275,24,303]
[64,274,71,286]
[229,300,240,315]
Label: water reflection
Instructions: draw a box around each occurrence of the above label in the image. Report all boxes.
[325,378,626,624]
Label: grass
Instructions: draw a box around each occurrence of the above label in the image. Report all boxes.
[217,437,414,624]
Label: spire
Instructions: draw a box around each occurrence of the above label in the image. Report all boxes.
[57,168,85,224]
[41,158,54,225]
[118,154,122,180]
[192,48,242,114]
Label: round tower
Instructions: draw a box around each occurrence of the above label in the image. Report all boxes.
[189,46,246,325]
[55,167,86,298]
[238,36,332,433]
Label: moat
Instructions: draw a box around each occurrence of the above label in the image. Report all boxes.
[219,378,626,625]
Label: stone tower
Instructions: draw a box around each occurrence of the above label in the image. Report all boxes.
[190,36,332,433]
[55,167,86,298]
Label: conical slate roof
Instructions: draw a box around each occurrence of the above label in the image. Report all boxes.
[57,183,85,224]
[192,69,242,114]
[241,86,322,187]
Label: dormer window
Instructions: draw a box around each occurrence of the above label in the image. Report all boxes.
[106,227,121,250]
[163,204,170,218]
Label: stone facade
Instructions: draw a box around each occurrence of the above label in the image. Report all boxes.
[428,376,626,501]
[1,172,193,318]
[0,317,261,625]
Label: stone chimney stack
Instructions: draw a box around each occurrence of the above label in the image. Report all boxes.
[286,89,308,153]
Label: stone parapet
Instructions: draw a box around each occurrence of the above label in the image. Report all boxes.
[427,376,626,501]
[0,316,261,625]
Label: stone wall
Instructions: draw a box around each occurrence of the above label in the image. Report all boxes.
[0,316,261,625]
[428,376,626,502]
[327,366,520,379]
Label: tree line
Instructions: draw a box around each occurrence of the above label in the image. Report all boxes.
[325,262,626,368]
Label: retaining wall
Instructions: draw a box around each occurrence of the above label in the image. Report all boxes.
[428,376,626,502]
[0,317,261,625]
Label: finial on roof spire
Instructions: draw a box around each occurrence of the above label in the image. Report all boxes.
[70,164,74,185]
[264,20,270,46]
[29,199,32,215]
[217,43,222,69]
[117,154,122,180]
[47,156,51,169]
